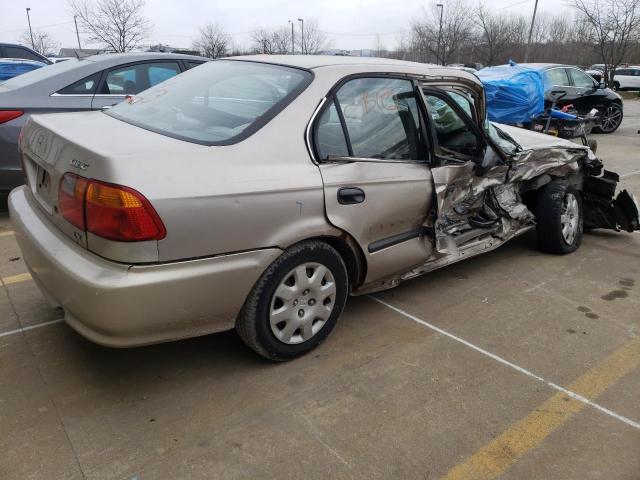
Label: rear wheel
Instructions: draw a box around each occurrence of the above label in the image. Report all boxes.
[612,81,620,91]
[593,102,623,133]
[236,240,348,361]
[535,181,583,254]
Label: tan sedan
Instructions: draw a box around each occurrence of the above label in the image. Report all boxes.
[9,56,639,360]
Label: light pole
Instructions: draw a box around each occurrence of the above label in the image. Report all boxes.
[436,3,444,66]
[288,20,295,54]
[524,0,539,63]
[74,15,82,49]
[25,8,35,50]
[298,18,304,54]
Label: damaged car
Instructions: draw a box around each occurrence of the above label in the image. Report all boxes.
[8,56,640,361]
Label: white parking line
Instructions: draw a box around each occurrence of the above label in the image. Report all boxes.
[621,170,640,178]
[0,318,64,338]
[369,296,640,430]
[0,230,14,238]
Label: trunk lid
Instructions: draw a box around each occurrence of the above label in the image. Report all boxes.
[19,110,205,258]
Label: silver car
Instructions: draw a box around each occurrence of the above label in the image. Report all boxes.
[0,52,208,194]
[9,56,639,360]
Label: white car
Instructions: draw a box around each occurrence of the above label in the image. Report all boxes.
[612,67,640,91]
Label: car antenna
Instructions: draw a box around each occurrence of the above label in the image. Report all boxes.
[74,50,81,60]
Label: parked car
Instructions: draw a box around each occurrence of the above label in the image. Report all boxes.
[0,43,52,65]
[0,52,208,194]
[0,58,46,82]
[9,56,639,360]
[522,63,623,133]
[612,66,640,91]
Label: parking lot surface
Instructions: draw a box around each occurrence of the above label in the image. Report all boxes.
[1,100,639,479]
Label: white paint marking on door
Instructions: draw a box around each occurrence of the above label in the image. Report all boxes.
[369,296,640,430]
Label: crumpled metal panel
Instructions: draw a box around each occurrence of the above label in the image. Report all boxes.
[430,143,591,254]
[507,147,588,182]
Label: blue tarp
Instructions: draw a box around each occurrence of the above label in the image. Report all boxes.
[477,63,545,124]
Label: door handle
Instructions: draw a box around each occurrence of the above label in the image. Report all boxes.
[337,187,365,205]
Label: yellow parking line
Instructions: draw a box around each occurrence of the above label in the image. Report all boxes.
[0,230,14,238]
[441,336,640,480]
[1,272,32,286]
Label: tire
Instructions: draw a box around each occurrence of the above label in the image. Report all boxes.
[612,82,620,91]
[535,180,583,254]
[593,102,623,133]
[236,240,348,361]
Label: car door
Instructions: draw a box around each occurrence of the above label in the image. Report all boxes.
[543,67,576,109]
[567,67,606,114]
[314,76,435,285]
[629,69,640,89]
[91,61,182,110]
[421,87,507,251]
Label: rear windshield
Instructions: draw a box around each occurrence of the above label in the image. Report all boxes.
[106,60,313,145]
[0,58,85,91]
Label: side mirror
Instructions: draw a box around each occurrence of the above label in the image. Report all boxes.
[598,81,607,89]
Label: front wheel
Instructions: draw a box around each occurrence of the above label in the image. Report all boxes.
[236,240,348,361]
[535,181,583,254]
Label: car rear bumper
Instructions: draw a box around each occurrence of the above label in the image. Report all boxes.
[9,186,281,347]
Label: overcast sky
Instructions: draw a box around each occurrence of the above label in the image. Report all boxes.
[1,0,564,54]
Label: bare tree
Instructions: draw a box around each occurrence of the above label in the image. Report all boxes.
[572,0,640,81]
[411,0,476,65]
[250,26,292,54]
[295,19,328,54]
[193,23,230,58]
[69,0,151,52]
[475,4,519,65]
[18,30,59,56]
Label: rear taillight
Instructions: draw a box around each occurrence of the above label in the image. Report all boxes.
[59,173,88,230]
[0,110,24,124]
[58,173,166,242]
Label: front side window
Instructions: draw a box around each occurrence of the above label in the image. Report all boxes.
[107,60,312,145]
[423,93,480,160]
[103,65,139,94]
[148,63,181,86]
[569,69,595,88]
[334,77,425,160]
[101,62,181,95]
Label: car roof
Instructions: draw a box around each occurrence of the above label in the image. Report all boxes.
[226,54,480,82]
[79,52,210,65]
[516,63,577,70]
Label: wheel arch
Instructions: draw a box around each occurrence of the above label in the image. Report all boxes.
[314,233,367,292]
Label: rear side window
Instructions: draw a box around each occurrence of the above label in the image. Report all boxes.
[545,68,569,87]
[57,73,101,95]
[315,101,349,160]
[326,77,425,160]
[106,60,312,145]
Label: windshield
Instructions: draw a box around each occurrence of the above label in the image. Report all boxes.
[106,60,313,145]
[0,58,86,91]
